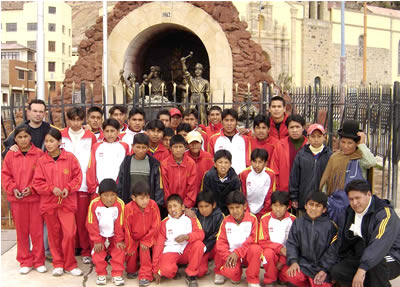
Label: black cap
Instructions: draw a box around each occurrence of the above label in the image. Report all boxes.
[98,178,117,194]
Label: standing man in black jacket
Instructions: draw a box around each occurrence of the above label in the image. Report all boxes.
[331,179,400,287]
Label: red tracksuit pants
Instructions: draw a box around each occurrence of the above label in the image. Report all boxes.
[262,247,287,284]
[75,191,91,257]
[158,240,205,278]
[11,201,45,268]
[92,238,125,277]
[214,244,262,284]
[279,265,332,287]
[198,246,216,278]
[43,208,77,271]
[126,241,152,280]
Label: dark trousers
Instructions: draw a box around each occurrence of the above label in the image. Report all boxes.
[331,257,400,287]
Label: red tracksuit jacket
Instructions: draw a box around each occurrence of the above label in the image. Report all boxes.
[216,211,258,260]
[160,153,197,208]
[205,122,223,139]
[148,143,170,163]
[258,211,296,253]
[124,199,161,253]
[86,196,125,243]
[186,150,214,192]
[32,149,82,214]
[2,144,44,203]
[269,114,289,140]
[239,167,276,218]
[152,215,205,273]
[247,136,279,168]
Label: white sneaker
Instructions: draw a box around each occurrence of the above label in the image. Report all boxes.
[52,267,64,276]
[214,274,225,285]
[82,256,92,264]
[65,267,83,276]
[35,265,47,273]
[248,284,260,287]
[96,275,107,285]
[112,276,125,286]
[19,267,32,274]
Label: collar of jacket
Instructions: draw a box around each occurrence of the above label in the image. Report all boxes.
[42,148,68,162]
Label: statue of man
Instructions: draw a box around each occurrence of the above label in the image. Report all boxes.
[143,66,166,97]
[126,72,136,103]
[181,59,209,125]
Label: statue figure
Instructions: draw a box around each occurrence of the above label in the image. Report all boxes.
[181,53,209,125]
[126,72,136,103]
[143,66,166,97]
[119,69,127,101]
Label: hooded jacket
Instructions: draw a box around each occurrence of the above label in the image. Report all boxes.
[339,195,400,271]
[201,167,241,215]
[117,154,163,206]
[286,213,338,280]
[289,144,332,209]
[195,207,224,253]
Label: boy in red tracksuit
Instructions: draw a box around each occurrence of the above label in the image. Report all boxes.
[160,134,197,208]
[214,191,262,287]
[240,148,276,221]
[86,179,126,286]
[185,130,214,192]
[62,107,97,264]
[152,194,205,287]
[124,181,160,287]
[145,119,170,163]
[259,191,295,286]
[1,126,46,274]
[32,128,83,277]
[203,105,223,138]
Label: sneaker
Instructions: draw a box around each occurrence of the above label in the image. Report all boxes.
[82,256,92,264]
[19,267,32,274]
[231,279,241,284]
[185,275,198,287]
[52,267,64,276]
[214,274,225,285]
[112,276,125,286]
[127,272,138,279]
[96,275,107,285]
[248,284,260,287]
[35,265,47,273]
[65,268,83,276]
[138,279,150,287]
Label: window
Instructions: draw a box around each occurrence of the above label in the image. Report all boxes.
[48,23,56,32]
[28,70,34,81]
[28,51,34,61]
[27,41,36,51]
[18,70,25,80]
[14,93,21,105]
[6,41,17,44]
[62,43,65,54]
[6,23,17,32]
[27,23,37,31]
[3,94,8,104]
[358,35,364,57]
[62,62,65,72]
[48,6,56,14]
[62,25,65,34]
[48,41,56,52]
[48,62,55,72]
[1,52,20,60]
[49,81,56,91]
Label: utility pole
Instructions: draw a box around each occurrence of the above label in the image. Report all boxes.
[36,0,44,100]
[363,2,367,85]
[103,0,108,109]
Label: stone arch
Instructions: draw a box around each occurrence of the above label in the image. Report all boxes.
[108,1,233,103]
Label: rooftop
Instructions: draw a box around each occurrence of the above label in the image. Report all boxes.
[1,43,36,52]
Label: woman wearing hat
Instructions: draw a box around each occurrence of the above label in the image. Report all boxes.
[320,120,376,228]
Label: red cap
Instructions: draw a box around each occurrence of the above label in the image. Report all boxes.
[307,123,325,135]
[170,108,182,117]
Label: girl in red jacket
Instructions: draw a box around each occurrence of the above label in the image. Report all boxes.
[32,128,83,277]
[1,125,46,274]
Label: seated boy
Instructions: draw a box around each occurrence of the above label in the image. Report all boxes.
[214,191,262,287]
[125,181,161,287]
[194,191,224,278]
[239,148,276,220]
[259,191,295,286]
[160,135,197,208]
[152,194,205,287]
[86,179,125,286]
[201,149,241,215]
[279,192,338,287]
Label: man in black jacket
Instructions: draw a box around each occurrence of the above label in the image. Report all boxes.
[117,133,163,208]
[331,179,400,287]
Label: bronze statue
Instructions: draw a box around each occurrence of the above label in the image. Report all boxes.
[126,72,137,102]
[181,53,209,125]
[143,66,166,97]
[119,69,127,101]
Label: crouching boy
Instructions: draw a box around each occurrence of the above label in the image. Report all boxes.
[214,191,262,287]
[280,192,338,287]
[152,194,205,287]
[86,179,126,286]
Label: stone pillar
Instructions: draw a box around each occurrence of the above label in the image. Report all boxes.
[274,21,282,80]
[265,2,273,32]
[309,1,317,19]
[290,8,297,83]
[320,1,328,21]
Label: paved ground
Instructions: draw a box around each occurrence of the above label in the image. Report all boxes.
[2,229,400,286]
